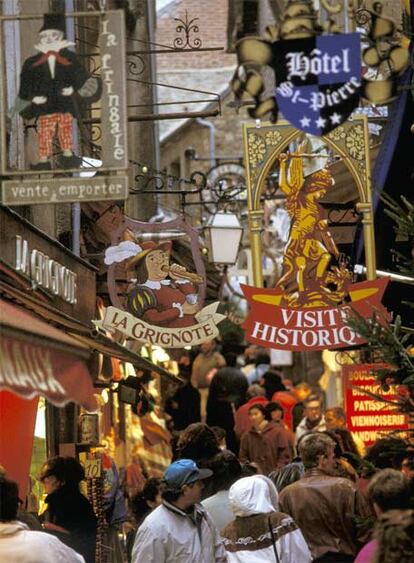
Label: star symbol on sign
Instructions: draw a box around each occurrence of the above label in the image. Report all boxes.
[316,116,326,129]
[330,112,342,124]
[300,116,311,128]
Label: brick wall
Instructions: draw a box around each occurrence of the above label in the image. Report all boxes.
[156,0,236,70]
[156,1,244,165]
[156,0,246,217]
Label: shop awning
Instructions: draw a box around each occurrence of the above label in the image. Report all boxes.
[0,279,179,382]
[0,300,98,411]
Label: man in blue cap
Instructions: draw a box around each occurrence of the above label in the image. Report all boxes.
[132,459,227,562]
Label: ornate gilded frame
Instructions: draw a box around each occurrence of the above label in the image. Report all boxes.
[242,116,376,287]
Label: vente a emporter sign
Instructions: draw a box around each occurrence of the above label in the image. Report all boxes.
[2,175,128,206]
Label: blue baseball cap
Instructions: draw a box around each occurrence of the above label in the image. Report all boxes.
[163,459,213,489]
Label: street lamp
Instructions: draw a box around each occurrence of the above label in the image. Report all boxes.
[204,212,243,265]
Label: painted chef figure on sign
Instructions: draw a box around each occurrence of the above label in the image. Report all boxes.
[16,14,97,170]
[105,238,204,328]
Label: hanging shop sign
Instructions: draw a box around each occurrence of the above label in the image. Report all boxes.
[0,10,128,180]
[230,0,409,134]
[343,364,409,448]
[242,278,389,351]
[1,175,128,206]
[273,33,361,135]
[94,215,225,347]
[241,121,388,351]
[0,207,96,322]
[99,14,128,168]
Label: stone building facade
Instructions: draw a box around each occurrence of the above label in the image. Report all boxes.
[156,0,243,204]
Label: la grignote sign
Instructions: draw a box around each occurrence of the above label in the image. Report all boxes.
[241,278,390,351]
[343,364,409,447]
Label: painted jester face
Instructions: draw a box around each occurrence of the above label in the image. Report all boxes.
[145,249,170,281]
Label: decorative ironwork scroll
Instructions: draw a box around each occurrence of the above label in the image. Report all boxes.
[173,11,202,50]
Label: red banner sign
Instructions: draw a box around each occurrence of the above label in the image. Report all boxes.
[241,278,390,351]
[343,364,409,447]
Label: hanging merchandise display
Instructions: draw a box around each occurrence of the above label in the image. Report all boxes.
[241,118,390,352]
[95,215,225,347]
[230,0,410,135]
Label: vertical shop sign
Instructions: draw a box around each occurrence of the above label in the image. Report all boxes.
[0,10,128,178]
[99,11,128,169]
[343,364,409,448]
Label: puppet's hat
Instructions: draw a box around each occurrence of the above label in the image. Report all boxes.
[40,13,66,35]
[128,240,172,268]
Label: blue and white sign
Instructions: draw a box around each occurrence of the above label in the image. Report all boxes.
[273,33,361,135]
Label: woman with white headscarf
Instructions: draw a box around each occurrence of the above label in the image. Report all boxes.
[221,475,311,563]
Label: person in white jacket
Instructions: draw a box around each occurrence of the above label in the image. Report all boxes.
[132,459,227,563]
[0,477,84,563]
[221,475,311,563]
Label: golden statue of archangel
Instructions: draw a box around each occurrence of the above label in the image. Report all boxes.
[277,142,352,307]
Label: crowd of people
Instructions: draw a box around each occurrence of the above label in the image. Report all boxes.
[1,342,413,562]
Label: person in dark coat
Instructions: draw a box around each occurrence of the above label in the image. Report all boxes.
[261,368,286,400]
[18,14,90,169]
[206,353,248,453]
[40,456,97,563]
[165,352,201,431]
[239,404,292,475]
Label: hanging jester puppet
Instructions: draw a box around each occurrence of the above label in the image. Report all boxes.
[16,14,100,170]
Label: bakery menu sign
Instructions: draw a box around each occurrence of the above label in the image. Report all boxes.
[343,364,409,447]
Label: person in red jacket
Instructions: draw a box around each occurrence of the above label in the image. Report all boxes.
[234,385,268,439]
[272,382,312,431]
[239,404,291,475]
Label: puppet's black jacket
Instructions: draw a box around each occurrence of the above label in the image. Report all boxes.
[18,48,89,119]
